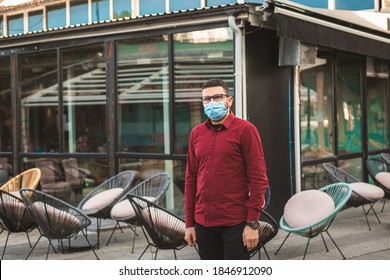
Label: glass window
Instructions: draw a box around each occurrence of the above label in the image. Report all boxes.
[289,0,328,8]
[140,0,166,15]
[70,0,89,25]
[47,4,66,29]
[173,27,234,154]
[338,158,363,180]
[300,54,334,160]
[92,0,110,22]
[207,0,237,6]
[20,51,59,152]
[336,54,362,155]
[170,0,200,11]
[0,57,12,152]
[117,36,169,154]
[367,77,389,151]
[0,157,13,178]
[61,44,106,153]
[8,14,24,35]
[113,0,132,18]
[301,163,328,190]
[335,0,374,10]
[28,10,43,32]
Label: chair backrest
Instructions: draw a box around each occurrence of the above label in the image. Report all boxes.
[380,153,390,165]
[0,168,41,192]
[322,163,358,184]
[128,173,170,204]
[280,183,351,238]
[20,188,91,239]
[128,194,186,249]
[0,189,36,232]
[78,171,135,217]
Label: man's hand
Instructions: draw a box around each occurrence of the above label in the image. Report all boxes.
[242,226,259,251]
[185,227,197,247]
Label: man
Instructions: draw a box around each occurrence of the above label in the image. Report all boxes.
[184,78,269,260]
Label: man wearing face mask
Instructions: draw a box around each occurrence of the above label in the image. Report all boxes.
[184,78,269,260]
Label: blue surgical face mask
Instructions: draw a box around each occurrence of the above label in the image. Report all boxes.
[204,100,228,121]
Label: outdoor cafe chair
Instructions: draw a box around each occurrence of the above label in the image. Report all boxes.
[0,189,37,259]
[128,194,199,260]
[19,188,99,260]
[322,163,384,230]
[275,182,352,260]
[107,173,170,252]
[366,156,390,213]
[78,170,135,248]
[0,168,41,193]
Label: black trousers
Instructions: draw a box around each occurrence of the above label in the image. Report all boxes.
[195,222,250,260]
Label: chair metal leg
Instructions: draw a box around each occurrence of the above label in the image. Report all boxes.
[138,244,150,260]
[262,246,271,260]
[96,218,101,249]
[25,235,42,259]
[320,232,329,252]
[106,222,120,246]
[81,229,99,260]
[1,232,10,259]
[324,230,346,259]
[302,238,311,260]
[26,232,32,247]
[274,232,291,255]
[362,205,372,231]
[381,198,386,213]
[131,224,138,254]
[173,249,177,260]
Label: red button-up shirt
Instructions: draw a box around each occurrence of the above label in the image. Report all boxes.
[184,112,268,228]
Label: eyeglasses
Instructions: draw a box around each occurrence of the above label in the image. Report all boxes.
[200,94,229,104]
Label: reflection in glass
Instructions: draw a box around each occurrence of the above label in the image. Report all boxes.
[207,0,237,6]
[61,44,106,153]
[28,11,43,32]
[70,0,89,25]
[336,54,362,155]
[8,14,24,35]
[20,51,59,152]
[0,157,12,178]
[114,0,132,18]
[173,28,234,154]
[119,158,185,216]
[140,0,165,15]
[47,4,66,29]
[367,77,389,151]
[117,36,169,154]
[338,158,362,180]
[92,0,110,22]
[301,163,328,190]
[0,57,12,152]
[300,55,333,160]
[0,16,3,36]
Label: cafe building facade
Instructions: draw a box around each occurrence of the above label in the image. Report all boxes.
[0,0,389,219]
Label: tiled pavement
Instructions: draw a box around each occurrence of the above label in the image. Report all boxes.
[1,204,390,260]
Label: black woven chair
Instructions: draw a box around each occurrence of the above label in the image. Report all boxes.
[128,194,198,260]
[366,157,390,212]
[78,170,135,248]
[107,173,170,251]
[19,188,99,260]
[0,189,37,259]
[249,209,278,260]
[322,163,383,230]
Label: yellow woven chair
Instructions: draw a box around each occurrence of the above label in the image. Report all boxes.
[0,168,42,193]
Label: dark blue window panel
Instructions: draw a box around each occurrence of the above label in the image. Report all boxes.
[47,4,66,29]
[8,14,24,35]
[92,0,110,22]
[170,0,200,11]
[336,0,374,10]
[114,0,132,18]
[28,11,43,32]
[70,0,88,25]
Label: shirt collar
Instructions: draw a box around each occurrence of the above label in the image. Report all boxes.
[205,112,235,130]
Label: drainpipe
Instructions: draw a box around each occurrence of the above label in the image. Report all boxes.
[228,15,244,119]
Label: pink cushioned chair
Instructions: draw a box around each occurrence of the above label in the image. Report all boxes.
[366,156,390,213]
[275,183,352,260]
[323,163,384,230]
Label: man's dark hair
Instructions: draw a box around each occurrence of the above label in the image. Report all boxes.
[202,78,230,95]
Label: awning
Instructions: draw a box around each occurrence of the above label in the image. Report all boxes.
[273,1,390,60]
